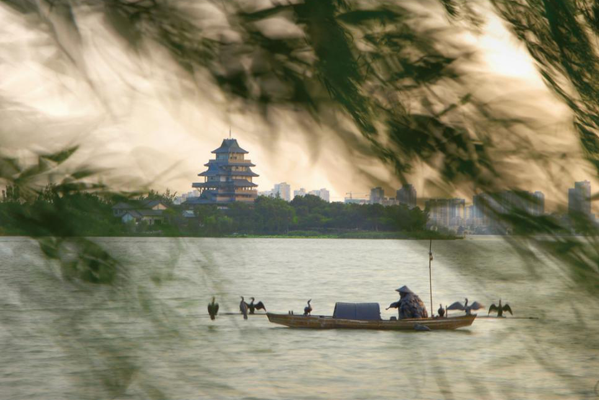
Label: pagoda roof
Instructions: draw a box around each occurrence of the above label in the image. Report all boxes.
[198,163,221,176]
[184,196,253,205]
[204,160,256,167]
[199,168,259,177]
[192,179,258,188]
[212,139,249,154]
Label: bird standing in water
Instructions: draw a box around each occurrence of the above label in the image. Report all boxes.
[207,297,219,320]
[303,299,312,316]
[488,299,513,317]
[240,296,249,320]
[248,297,267,314]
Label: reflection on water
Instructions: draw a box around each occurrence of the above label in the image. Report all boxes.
[0,237,597,399]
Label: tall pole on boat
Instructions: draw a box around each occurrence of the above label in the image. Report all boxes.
[428,239,433,318]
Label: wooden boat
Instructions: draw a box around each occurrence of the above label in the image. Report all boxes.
[267,240,477,331]
[267,313,476,331]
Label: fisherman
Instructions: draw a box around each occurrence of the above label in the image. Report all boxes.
[394,285,428,319]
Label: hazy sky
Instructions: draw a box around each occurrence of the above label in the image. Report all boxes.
[0,2,596,210]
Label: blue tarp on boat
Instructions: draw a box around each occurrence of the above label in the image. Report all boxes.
[333,302,381,321]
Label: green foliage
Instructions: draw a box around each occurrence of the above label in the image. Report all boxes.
[0,184,124,237]
[184,195,429,236]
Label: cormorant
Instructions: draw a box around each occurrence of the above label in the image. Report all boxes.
[240,296,249,320]
[303,299,312,316]
[488,299,513,317]
[207,297,219,320]
[447,298,485,315]
[437,304,445,318]
[248,297,267,314]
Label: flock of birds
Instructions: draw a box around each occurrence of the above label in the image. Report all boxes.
[208,296,513,320]
[239,296,267,319]
[207,298,313,320]
[435,298,513,318]
[207,296,267,320]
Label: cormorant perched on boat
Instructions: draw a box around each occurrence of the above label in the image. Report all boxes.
[248,297,267,314]
[240,296,249,320]
[447,298,485,315]
[437,304,445,318]
[488,299,513,317]
[303,299,312,316]
[207,297,219,320]
[395,286,428,319]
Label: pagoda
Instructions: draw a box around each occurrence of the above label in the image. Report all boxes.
[188,138,259,204]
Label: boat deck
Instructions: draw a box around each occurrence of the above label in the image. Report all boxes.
[267,313,476,330]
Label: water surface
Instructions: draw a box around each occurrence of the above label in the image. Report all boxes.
[0,237,597,399]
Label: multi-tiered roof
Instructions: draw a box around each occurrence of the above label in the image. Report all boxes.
[188,138,259,204]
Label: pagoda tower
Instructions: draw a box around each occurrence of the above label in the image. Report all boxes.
[190,138,259,204]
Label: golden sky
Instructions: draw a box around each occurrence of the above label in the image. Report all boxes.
[0,2,596,211]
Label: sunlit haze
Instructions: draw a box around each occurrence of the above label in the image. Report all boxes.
[0,3,595,210]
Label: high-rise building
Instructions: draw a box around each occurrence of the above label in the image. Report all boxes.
[258,190,274,197]
[274,182,291,201]
[425,199,450,227]
[309,188,330,202]
[293,188,307,198]
[396,184,417,208]
[449,198,466,226]
[425,198,465,228]
[466,205,475,220]
[344,198,368,205]
[532,191,545,216]
[370,187,384,205]
[473,190,545,226]
[568,181,591,216]
[189,138,258,204]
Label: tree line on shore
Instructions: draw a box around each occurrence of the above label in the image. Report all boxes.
[196,194,429,236]
[0,185,438,238]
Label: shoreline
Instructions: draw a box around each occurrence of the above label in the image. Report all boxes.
[0,232,460,240]
[1,233,594,240]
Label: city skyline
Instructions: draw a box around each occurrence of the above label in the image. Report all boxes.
[170,140,597,226]
[171,140,596,220]
[165,136,596,212]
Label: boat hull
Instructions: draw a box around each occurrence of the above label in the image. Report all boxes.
[267,313,476,330]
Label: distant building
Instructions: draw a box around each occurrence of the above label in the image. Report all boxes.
[309,188,330,202]
[425,198,465,229]
[274,182,292,201]
[532,191,545,216]
[112,199,170,225]
[396,184,417,208]
[471,190,547,232]
[174,191,201,205]
[466,205,475,220]
[382,197,399,206]
[188,138,258,205]
[293,188,307,198]
[370,187,384,205]
[425,199,450,228]
[259,190,274,197]
[568,181,591,217]
[344,197,368,205]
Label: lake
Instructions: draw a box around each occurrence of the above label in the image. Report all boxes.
[0,237,597,399]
